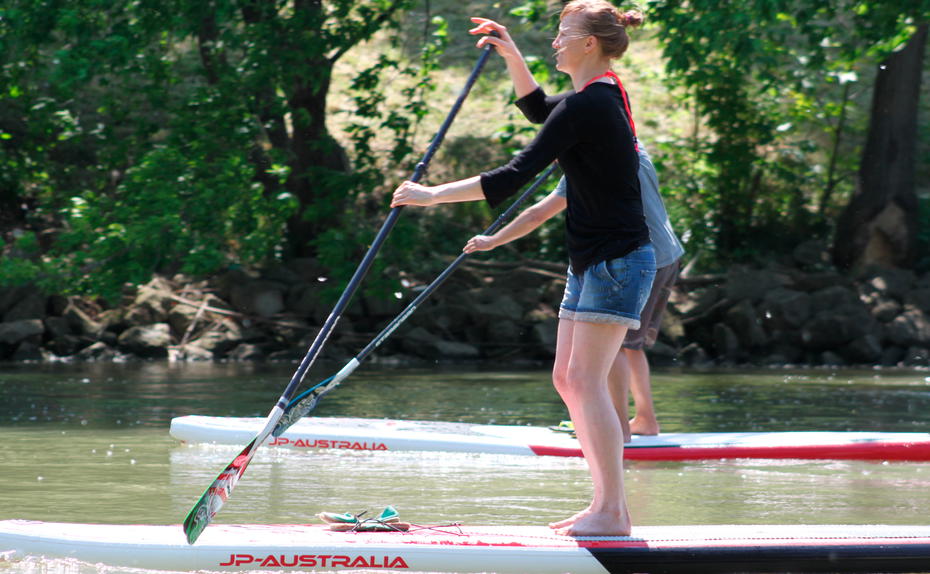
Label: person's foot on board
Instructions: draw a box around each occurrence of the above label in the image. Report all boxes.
[555,509,631,537]
[549,507,592,530]
[629,415,659,436]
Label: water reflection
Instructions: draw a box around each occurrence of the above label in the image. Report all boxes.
[2,362,929,431]
[2,362,930,573]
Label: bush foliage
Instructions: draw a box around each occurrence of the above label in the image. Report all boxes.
[0,0,928,303]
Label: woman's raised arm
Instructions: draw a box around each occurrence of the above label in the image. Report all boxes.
[469,18,539,99]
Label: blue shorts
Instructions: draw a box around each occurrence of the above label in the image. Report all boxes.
[559,244,656,329]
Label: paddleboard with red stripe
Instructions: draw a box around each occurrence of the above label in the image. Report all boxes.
[169,415,930,461]
[2,520,930,573]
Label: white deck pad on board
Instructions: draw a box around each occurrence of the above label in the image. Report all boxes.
[3,520,930,573]
[169,415,930,461]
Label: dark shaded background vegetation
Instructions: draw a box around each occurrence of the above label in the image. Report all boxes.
[1,0,928,305]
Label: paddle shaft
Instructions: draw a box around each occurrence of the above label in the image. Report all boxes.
[354,164,558,363]
[273,37,498,411]
[183,39,497,545]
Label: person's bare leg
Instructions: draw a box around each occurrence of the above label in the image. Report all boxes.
[607,351,632,443]
[625,348,660,435]
[548,319,593,530]
[552,320,631,537]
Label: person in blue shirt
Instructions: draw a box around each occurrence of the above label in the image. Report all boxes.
[392,0,653,536]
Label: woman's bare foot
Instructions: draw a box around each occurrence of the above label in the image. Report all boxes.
[555,510,631,537]
[548,508,591,530]
[629,415,659,436]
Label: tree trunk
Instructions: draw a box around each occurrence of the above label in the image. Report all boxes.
[832,23,928,270]
[285,62,351,256]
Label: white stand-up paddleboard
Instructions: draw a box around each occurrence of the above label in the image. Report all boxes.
[2,520,930,573]
[169,415,930,461]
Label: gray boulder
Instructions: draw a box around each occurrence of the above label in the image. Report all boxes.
[229,280,286,318]
[474,294,525,322]
[678,342,710,365]
[800,305,874,350]
[862,266,916,301]
[227,343,266,362]
[791,270,851,293]
[903,346,930,367]
[885,309,930,347]
[433,340,481,359]
[44,316,73,339]
[810,285,861,310]
[12,341,46,361]
[905,289,930,313]
[75,342,120,361]
[676,285,724,318]
[792,239,831,269]
[3,290,47,322]
[48,334,93,356]
[871,299,902,322]
[725,299,767,347]
[401,326,480,359]
[760,289,811,330]
[726,268,791,303]
[0,319,44,344]
[713,323,740,361]
[117,323,172,357]
[881,346,907,366]
[820,351,846,365]
[286,284,324,320]
[125,278,174,324]
[168,302,201,336]
[0,285,30,316]
[841,334,883,364]
[63,302,102,337]
[530,318,559,356]
[168,343,216,362]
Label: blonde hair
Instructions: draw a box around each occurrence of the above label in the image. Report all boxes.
[560,0,643,59]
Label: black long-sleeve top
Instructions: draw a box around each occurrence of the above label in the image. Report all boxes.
[480,83,648,274]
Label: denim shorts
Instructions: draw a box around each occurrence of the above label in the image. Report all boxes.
[559,244,657,329]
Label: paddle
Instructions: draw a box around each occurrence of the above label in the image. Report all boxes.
[273,163,559,437]
[182,37,498,545]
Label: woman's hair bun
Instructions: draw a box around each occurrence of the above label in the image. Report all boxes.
[619,10,644,29]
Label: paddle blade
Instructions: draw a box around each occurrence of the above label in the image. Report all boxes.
[182,439,257,544]
[274,359,359,437]
[273,379,339,437]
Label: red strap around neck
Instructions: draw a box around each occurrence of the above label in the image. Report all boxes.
[581,70,638,150]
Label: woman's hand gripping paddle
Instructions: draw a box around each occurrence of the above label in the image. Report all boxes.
[182,34,498,546]
[273,164,560,437]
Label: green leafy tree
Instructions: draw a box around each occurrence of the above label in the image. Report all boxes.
[648,0,929,267]
[0,0,428,300]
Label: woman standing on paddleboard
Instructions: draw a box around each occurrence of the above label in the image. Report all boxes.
[391,0,654,537]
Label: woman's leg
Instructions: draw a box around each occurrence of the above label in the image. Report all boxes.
[607,350,633,443]
[548,319,591,530]
[550,318,631,536]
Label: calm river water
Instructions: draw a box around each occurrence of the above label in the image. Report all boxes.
[2,362,930,573]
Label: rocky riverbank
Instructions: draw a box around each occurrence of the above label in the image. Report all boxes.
[1,241,929,367]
